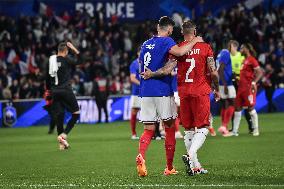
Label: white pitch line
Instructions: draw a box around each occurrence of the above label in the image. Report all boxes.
[1,184,284,188]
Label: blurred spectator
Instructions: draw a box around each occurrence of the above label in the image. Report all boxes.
[92,75,109,123]
[261,64,277,112]
[0,2,283,102]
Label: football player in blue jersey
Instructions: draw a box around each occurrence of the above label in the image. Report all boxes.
[216,46,236,136]
[135,16,203,177]
[129,49,141,140]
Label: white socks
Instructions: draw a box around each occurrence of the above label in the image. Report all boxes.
[184,131,194,153]
[184,128,209,168]
[233,109,259,134]
[249,109,258,130]
[233,111,242,134]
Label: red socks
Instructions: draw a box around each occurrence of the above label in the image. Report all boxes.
[130,112,137,136]
[165,127,176,170]
[175,117,180,132]
[139,129,155,159]
[221,108,225,126]
[222,106,235,128]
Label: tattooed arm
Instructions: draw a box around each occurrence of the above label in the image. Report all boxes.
[141,59,177,79]
[207,56,220,101]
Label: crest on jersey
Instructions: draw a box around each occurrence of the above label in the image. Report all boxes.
[146,44,155,49]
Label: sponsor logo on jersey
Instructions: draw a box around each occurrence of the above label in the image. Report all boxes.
[145,44,155,49]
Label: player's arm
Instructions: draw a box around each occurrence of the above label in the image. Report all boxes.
[130,74,140,85]
[217,62,228,94]
[66,42,83,65]
[169,36,203,56]
[251,67,263,93]
[207,57,220,101]
[141,59,177,79]
[67,42,80,55]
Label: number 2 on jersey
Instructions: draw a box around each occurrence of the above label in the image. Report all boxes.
[185,58,195,82]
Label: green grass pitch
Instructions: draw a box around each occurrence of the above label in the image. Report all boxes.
[0,113,283,188]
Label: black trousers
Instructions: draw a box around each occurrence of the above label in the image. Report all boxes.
[265,86,277,112]
[51,86,80,135]
[96,98,108,123]
[51,86,79,115]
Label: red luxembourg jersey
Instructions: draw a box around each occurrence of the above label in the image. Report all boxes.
[176,41,213,97]
[238,56,260,91]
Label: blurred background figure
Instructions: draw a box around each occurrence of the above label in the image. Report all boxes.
[229,40,253,134]
[262,64,277,112]
[92,73,109,123]
[129,49,140,140]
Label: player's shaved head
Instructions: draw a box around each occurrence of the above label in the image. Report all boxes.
[182,20,196,35]
[158,16,175,30]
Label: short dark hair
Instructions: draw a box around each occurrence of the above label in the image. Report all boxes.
[182,20,196,34]
[58,42,67,52]
[158,16,175,29]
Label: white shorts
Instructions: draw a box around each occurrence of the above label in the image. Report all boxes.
[220,85,236,99]
[131,95,141,109]
[140,96,177,123]
[174,92,180,106]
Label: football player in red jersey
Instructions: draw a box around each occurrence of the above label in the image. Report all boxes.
[228,43,263,137]
[142,20,220,176]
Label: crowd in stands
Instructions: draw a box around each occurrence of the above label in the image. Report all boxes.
[0,2,283,100]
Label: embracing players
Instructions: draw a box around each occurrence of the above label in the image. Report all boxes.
[136,16,202,177]
[143,20,220,176]
[228,43,262,136]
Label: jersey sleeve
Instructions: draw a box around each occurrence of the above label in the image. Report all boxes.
[219,51,230,66]
[165,37,176,52]
[67,54,83,65]
[129,61,136,74]
[206,44,214,58]
[251,58,260,69]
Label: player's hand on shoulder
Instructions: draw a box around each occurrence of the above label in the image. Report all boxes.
[141,67,153,80]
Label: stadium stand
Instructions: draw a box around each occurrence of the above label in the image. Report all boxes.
[0,2,283,100]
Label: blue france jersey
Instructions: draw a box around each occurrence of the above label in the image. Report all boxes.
[139,36,176,97]
[216,49,233,86]
[129,59,140,96]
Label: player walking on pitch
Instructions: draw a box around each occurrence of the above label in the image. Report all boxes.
[228,43,262,136]
[129,49,141,140]
[136,16,202,177]
[48,42,82,150]
[142,20,220,176]
[216,43,236,136]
